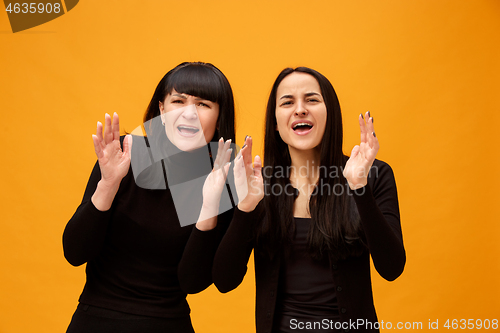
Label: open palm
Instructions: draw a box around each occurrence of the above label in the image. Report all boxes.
[201,138,232,210]
[92,113,132,188]
[343,112,379,190]
[233,136,264,212]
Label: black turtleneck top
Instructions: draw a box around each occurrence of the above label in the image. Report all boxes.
[63,135,234,318]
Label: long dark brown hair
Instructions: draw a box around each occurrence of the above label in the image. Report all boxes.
[259,67,365,261]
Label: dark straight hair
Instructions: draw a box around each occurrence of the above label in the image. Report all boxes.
[260,67,365,261]
[143,62,236,145]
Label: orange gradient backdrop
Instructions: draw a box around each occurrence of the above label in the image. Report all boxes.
[1,1,499,332]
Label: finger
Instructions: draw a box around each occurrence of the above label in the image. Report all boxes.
[112,112,120,142]
[104,113,113,145]
[371,132,380,157]
[233,151,244,179]
[96,121,105,150]
[359,113,368,144]
[253,155,262,178]
[218,146,233,180]
[367,111,375,134]
[123,134,133,160]
[223,139,232,158]
[222,146,233,167]
[213,137,224,169]
[242,136,253,170]
[223,161,231,180]
[92,134,104,160]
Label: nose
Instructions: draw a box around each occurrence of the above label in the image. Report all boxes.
[294,101,308,116]
[181,104,198,120]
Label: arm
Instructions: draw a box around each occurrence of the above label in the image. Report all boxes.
[344,112,405,281]
[62,161,113,266]
[177,208,233,294]
[212,135,265,293]
[177,138,234,293]
[62,113,131,266]
[353,161,405,281]
[212,205,262,293]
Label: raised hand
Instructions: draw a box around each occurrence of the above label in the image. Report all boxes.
[201,138,232,211]
[196,138,232,230]
[233,136,264,212]
[91,113,132,211]
[343,112,379,190]
[92,113,132,188]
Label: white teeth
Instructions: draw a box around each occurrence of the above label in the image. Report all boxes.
[293,122,313,129]
[178,126,199,131]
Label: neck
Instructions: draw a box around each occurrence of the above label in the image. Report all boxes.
[288,145,321,186]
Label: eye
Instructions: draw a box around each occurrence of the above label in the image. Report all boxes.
[307,98,319,103]
[280,100,293,107]
[198,102,210,108]
[172,99,184,104]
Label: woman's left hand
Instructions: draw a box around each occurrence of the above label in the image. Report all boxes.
[200,138,233,215]
[343,112,379,190]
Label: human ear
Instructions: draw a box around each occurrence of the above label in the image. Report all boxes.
[159,101,164,114]
[159,101,165,125]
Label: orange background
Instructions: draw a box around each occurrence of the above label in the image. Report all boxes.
[1,1,499,332]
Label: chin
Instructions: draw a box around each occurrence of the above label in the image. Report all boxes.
[286,139,320,152]
[170,135,206,152]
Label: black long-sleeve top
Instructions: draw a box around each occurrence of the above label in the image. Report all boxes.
[213,159,405,333]
[63,136,233,318]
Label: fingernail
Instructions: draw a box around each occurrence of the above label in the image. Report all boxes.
[371,117,374,123]
[219,137,223,142]
[360,113,364,119]
[228,139,232,143]
[238,155,242,160]
[367,111,371,118]
[228,148,233,153]
[372,132,376,137]
[242,144,246,149]
[245,135,248,140]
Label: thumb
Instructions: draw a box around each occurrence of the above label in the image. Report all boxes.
[350,145,360,159]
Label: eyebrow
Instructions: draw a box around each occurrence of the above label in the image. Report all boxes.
[172,94,210,102]
[279,92,321,100]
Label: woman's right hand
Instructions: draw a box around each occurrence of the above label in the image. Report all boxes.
[91,113,132,211]
[233,136,264,212]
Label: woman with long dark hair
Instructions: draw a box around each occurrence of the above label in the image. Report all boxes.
[214,67,405,332]
[63,62,236,333]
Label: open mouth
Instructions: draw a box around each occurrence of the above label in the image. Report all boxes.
[292,122,313,134]
[177,125,200,137]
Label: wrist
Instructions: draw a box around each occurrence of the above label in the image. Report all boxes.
[98,179,121,193]
[237,202,257,213]
[201,203,219,217]
[91,180,120,211]
[196,206,219,231]
[347,179,367,190]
